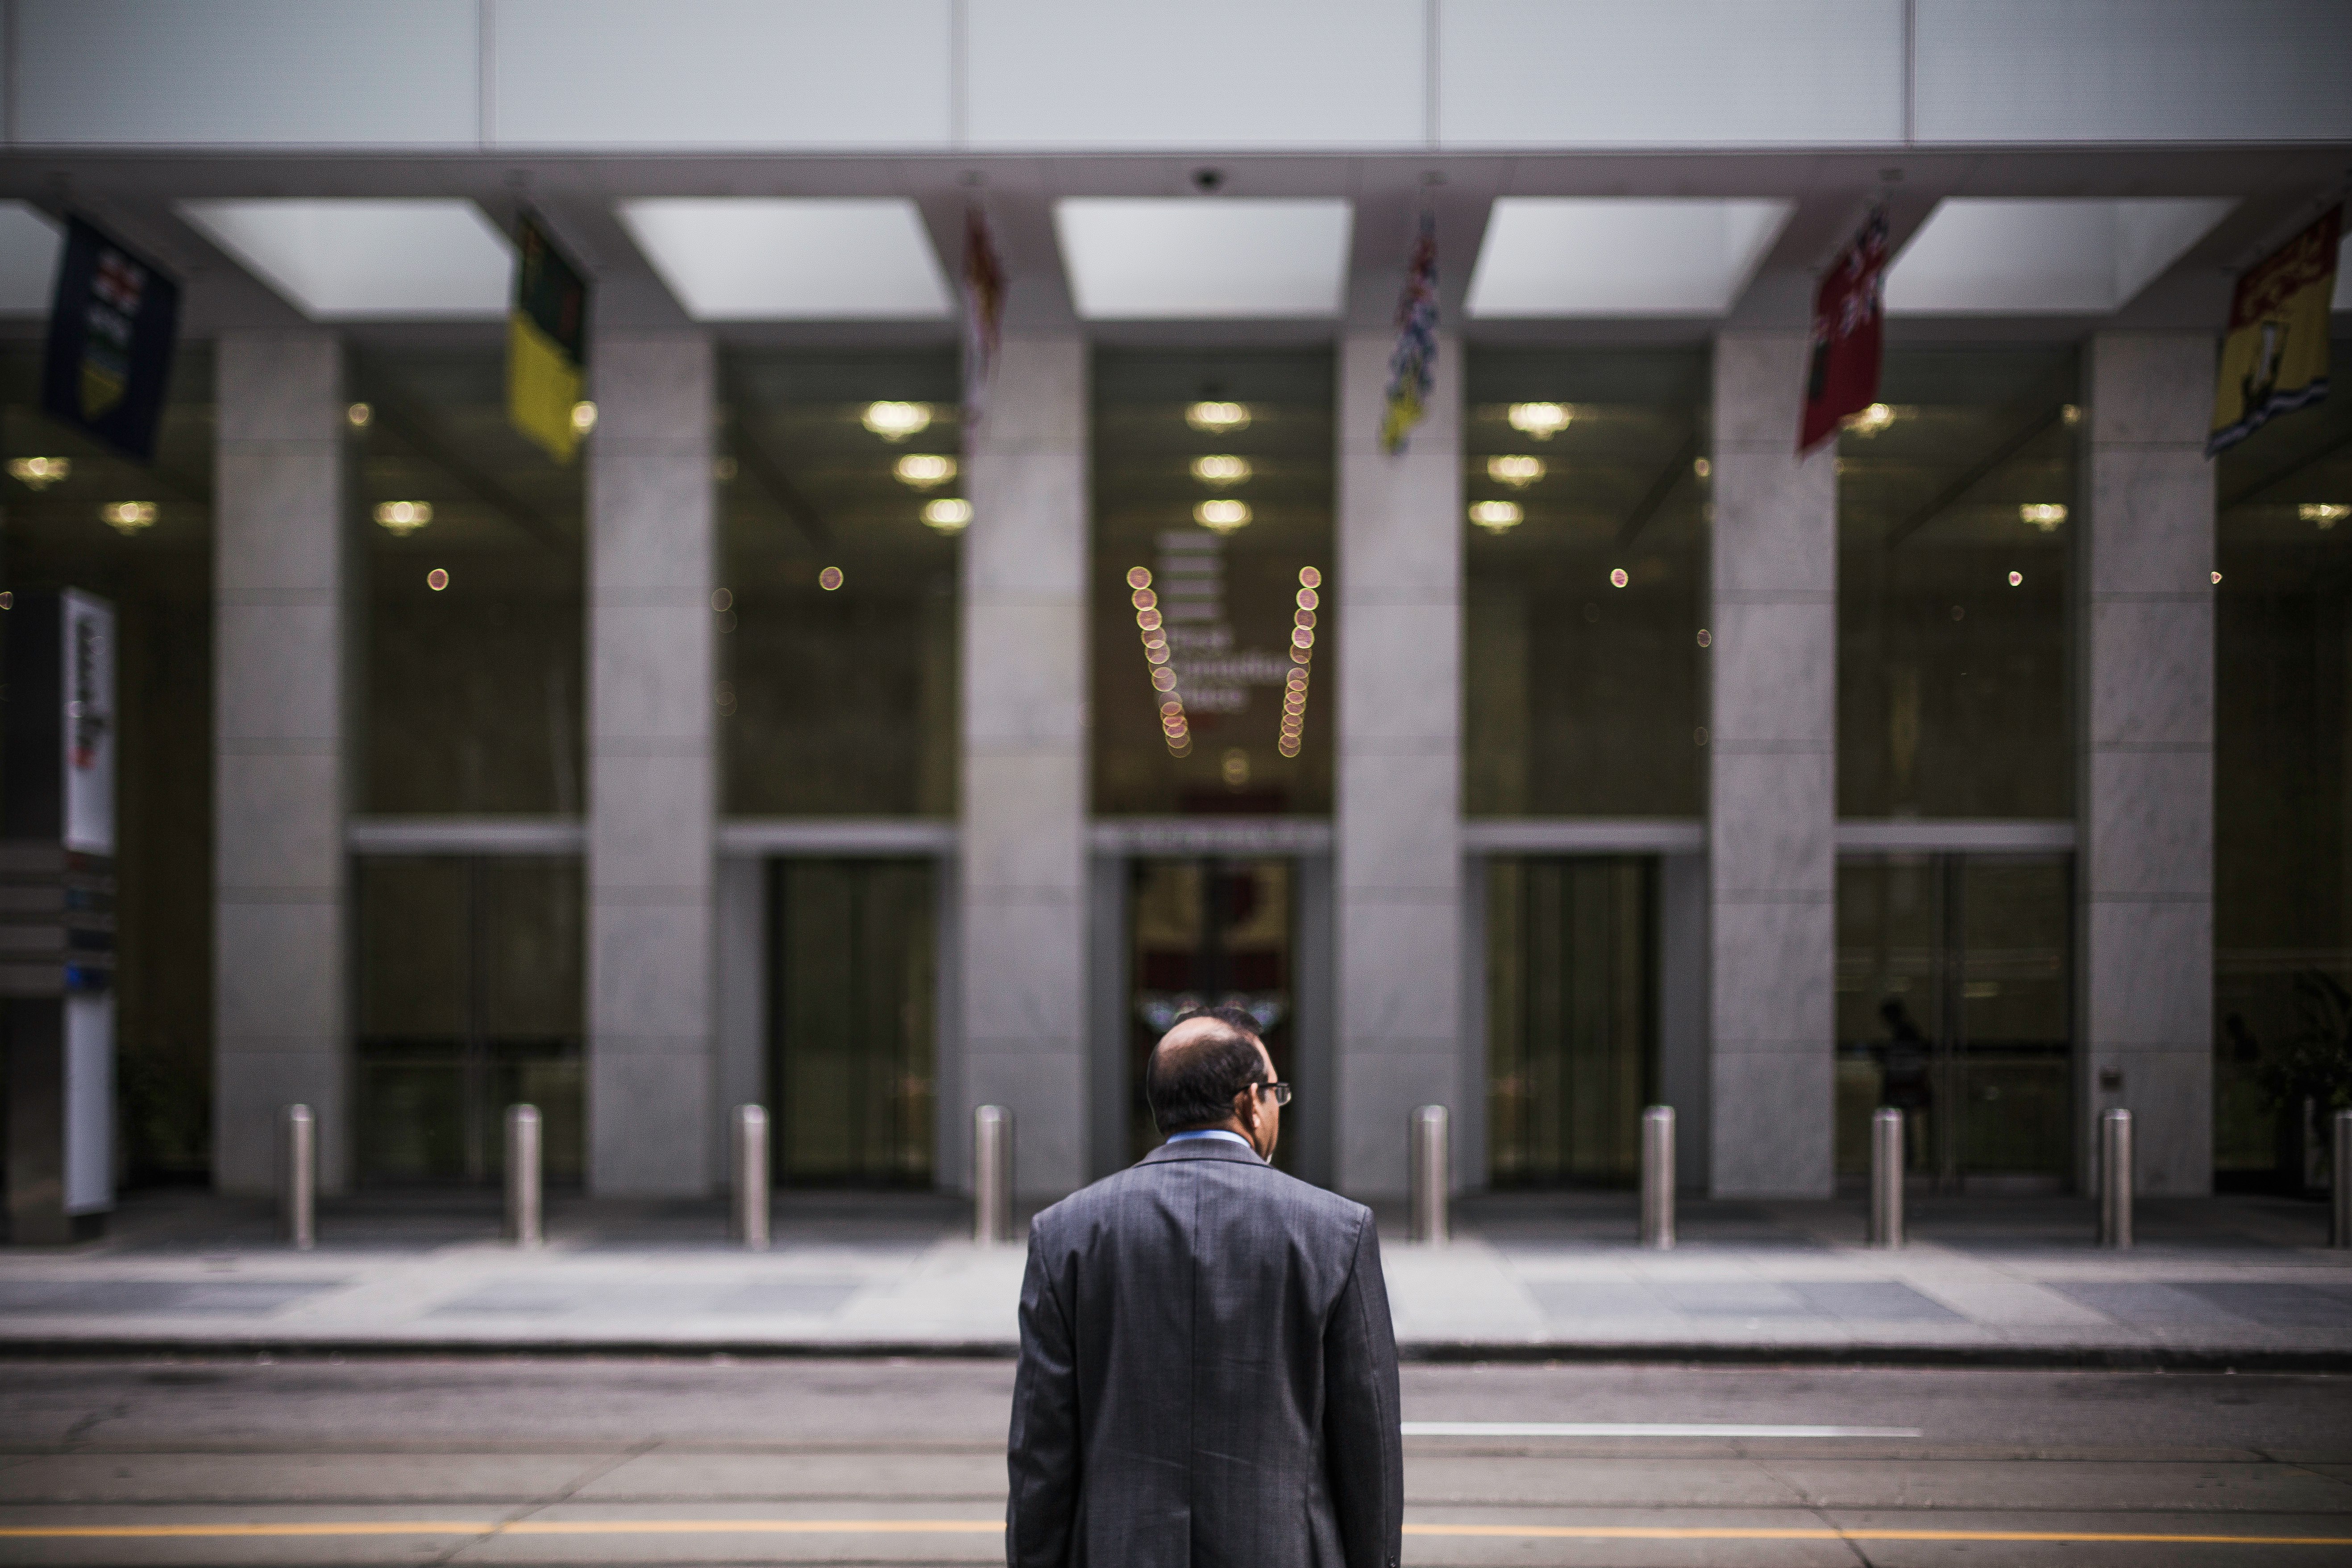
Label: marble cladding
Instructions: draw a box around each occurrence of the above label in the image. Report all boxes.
[1335,332,1463,1199]
[961,337,1089,1198]
[1708,332,1836,1198]
[2081,333,2215,1196]
[587,333,715,1196]
[213,334,349,1195]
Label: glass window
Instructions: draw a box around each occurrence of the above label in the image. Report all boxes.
[1464,349,1708,817]
[1837,348,2076,818]
[0,345,213,1184]
[356,348,584,815]
[721,352,959,817]
[1093,351,1333,815]
[2215,348,2352,1190]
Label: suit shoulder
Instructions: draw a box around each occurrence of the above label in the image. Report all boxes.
[1028,1160,1371,1240]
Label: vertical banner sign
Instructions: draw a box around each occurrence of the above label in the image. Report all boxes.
[41,217,181,462]
[63,591,116,859]
[1798,208,1890,455]
[508,214,590,464]
[1381,213,1439,454]
[2208,206,2340,457]
[961,207,1006,431]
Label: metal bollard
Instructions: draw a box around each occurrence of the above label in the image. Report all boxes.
[2333,1109,2351,1250]
[1868,1107,1905,1248]
[280,1104,315,1251]
[974,1105,1014,1245]
[1639,1105,1675,1250]
[1409,1106,1450,1245]
[504,1105,542,1248]
[2099,1107,2133,1250]
[732,1105,770,1251]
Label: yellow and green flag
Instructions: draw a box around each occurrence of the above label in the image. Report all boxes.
[509,214,588,463]
[2209,205,2339,457]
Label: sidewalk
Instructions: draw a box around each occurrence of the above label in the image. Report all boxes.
[2,1188,2347,1366]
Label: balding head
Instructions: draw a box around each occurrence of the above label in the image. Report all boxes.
[1146,1009,1269,1133]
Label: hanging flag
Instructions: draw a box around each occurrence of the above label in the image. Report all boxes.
[1380,214,1438,454]
[2209,206,2340,458]
[508,213,589,464]
[42,216,180,462]
[1797,207,1890,455]
[961,207,1007,431]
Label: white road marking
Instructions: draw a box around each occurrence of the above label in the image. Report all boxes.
[1401,1421,1923,1438]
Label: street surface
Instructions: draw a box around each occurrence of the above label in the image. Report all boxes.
[1,1357,2348,1566]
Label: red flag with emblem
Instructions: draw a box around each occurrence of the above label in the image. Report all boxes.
[1798,208,1890,455]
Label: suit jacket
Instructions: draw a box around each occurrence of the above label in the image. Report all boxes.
[1006,1137,1402,1568]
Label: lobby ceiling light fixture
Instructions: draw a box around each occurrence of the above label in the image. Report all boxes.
[1488,455,1546,488]
[373,500,432,535]
[570,401,597,435]
[893,453,956,489]
[1845,402,1897,436]
[1469,500,1523,534]
[346,402,372,429]
[1279,567,1322,759]
[2020,503,2068,530]
[1129,566,1190,756]
[1507,403,1571,440]
[176,199,514,320]
[864,401,932,441]
[99,501,155,534]
[1195,499,1251,535]
[2302,503,2349,529]
[1192,454,1251,484]
[615,198,954,320]
[1186,401,1251,435]
[8,456,68,489]
[923,497,972,534]
[819,566,844,591]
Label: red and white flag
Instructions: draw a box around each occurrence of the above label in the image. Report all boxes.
[1798,207,1890,455]
[961,207,1006,430]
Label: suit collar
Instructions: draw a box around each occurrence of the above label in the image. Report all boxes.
[1142,1138,1267,1166]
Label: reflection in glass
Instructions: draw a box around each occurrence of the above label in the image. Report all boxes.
[1464,350,1706,817]
[1838,349,2075,818]
[1095,352,1333,815]
[2215,341,2352,1189]
[1486,857,1656,1186]
[723,353,959,816]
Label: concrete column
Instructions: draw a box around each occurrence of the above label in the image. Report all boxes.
[1334,332,1463,1200]
[586,333,715,1196]
[1708,333,1837,1199]
[960,337,1089,1200]
[2080,333,2215,1196]
[213,334,349,1196]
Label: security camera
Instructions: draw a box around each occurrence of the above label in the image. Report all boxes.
[1191,168,1226,195]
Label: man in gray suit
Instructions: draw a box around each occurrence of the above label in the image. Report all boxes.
[1007,1006,1402,1568]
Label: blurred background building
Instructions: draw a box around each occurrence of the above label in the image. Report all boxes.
[0,1,2344,1213]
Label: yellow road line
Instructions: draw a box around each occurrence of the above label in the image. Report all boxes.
[2,1518,2349,1547]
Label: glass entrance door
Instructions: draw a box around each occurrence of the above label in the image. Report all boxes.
[768,859,937,1185]
[1485,856,1658,1186]
[1837,855,2073,1188]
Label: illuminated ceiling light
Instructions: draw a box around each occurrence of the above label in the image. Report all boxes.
[1296,586,1318,609]
[894,453,957,489]
[1846,402,1897,436]
[570,401,597,434]
[2009,571,2024,586]
[1299,566,1321,588]
[615,198,954,320]
[1469,500,1523,533]
[346,402,372,429]
[8,456,69,489]
[1609,568,1629,588]
[2061,404,2082,427]
[1488,455,1546,488]
[1186,401,1251,435]
[1222,749,1250,787]
[99,501,156,534]
[1127,567,1153,589]
[1693,457,1711,478]
[863,401,933,441]
[2020,503,2069,530]
[373,500,433,535]
[175,199,515,319]
[922,497,972,534]
[1507,403,1572,440]
[426,568,449,591]
[1192,454,1251,484]
[1195,499,1251,534]
[2301,503,2350,528]
[819,566,844,591]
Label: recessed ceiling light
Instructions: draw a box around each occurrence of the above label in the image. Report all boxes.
[1192,455,1251,484]
[1846,403,1898,436]
[1187,402,1250,434]
[346,403,373,429]
[374,500,433,534]
[923,498,972,533]
[1055,200,1351,320]
[1467,199,1792,317]
[1488,455,1545,488]
[100,501,156,534]
[616,198,952,320]
[8,456,69,490]
[176,200,513,319]
[1469,501,1523,532]
[569,401,598,435]
[1507,403,1571,439]
[893,454,956,489]
[2020,503,2068,529]
[1195,499,1252,534]
[2302,503,2349,528]
[1887,198,2237,314]
[864,402,933,441]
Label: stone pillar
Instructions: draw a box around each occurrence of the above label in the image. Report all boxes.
[960,336,1089,1200]
[2080,333,2214,1196]
[1708,333,1837,1198]
[214,333,349,1195]
[586,333,715,1196]
[1334,332,1463,1200]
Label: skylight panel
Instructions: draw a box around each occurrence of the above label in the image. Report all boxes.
[1886,198,2237,315]
[616,199,952,320]
[176,200,514,320]
[1464,199,1793,317]
[1053,200,1352,320]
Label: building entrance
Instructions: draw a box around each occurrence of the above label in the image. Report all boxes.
[1836,855,2074,1189]
[767,859,937,1185]
[1484,856,1658,1186]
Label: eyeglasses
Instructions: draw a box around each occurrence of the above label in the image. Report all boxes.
[1255,1081,1292,1106]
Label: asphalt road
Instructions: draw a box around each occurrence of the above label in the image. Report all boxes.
[2,1357,2349,1566]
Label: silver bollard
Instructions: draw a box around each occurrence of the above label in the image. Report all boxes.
[1869,1106,1905,1248]
[2332,1109,2351,1250]
[2099,1107,2133,1250]
[504,1104,542,1247]
[732,1104,770,1251]
[280,1104,315,1251]
[974,1105,1014,1245]
[1639,1105,1675,1250]
[1409,1106,1450,1245]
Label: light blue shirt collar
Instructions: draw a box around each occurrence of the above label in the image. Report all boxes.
[1165,1128,1259,1158]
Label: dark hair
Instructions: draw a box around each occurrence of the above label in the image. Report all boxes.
[1145,1008,1267,1133]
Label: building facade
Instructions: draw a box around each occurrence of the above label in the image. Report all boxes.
[0,1,2346,1212]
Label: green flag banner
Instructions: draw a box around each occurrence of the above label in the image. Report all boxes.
[509,214,588,463]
